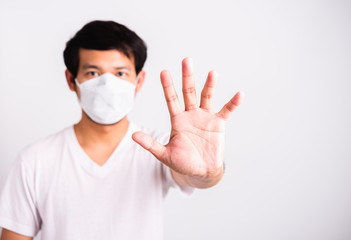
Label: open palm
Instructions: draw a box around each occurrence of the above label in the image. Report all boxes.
[132,58,243,179]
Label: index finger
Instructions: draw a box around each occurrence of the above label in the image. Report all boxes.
[160,70,182,117]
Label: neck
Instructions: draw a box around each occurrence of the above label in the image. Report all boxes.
[74,112,130,148]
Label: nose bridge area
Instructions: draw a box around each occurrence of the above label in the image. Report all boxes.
[100,72,114,84]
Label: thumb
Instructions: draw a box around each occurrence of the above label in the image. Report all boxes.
[132,131,167,162]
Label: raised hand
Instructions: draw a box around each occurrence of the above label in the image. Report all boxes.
[132,58,243,188]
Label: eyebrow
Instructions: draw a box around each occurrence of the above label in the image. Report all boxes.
[81,64,131,71]
[114,66,131,71]
[82,64,99,70]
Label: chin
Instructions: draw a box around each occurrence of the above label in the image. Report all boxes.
[90,116,126,126]
[82,111,127,126]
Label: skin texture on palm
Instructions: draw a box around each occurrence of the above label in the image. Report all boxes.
[132,58,243,188]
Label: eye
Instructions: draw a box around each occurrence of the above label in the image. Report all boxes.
[87,71,99,77]
[116,72,127,77]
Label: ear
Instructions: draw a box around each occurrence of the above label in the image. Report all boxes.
[65,69,76,92]
[135,70,145,93]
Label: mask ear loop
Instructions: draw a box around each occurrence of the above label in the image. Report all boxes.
[74,78,82,92]
[135,74,139,84]
[134,74,140,95]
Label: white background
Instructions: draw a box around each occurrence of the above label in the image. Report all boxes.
[0,0,350,239]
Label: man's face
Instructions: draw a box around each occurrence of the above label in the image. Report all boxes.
[74,49,139,99]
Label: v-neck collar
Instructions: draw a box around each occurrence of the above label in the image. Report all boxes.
[65,122,135,177]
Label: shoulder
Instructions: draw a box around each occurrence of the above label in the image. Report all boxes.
[17,126,72,167]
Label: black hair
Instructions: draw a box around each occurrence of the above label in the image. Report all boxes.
[63,20,147,77]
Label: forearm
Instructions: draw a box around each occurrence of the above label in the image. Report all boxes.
[171,165,224,189]
[1,229,33,240]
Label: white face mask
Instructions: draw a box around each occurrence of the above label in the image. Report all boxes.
[75,73,137,125]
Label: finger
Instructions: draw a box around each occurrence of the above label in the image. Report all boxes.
[217,91,244,120]
[132,131,167,162]
[200,70,217,111]
[160,70,182,117]
[182,57,197,111]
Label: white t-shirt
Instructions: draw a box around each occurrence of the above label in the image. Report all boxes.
[0,123,194,239]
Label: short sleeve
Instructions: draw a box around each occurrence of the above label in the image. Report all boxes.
[0,154,41,237]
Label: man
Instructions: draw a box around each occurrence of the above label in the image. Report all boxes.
[0,20,243,240]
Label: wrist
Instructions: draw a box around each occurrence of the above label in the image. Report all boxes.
[171,164,224,189]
